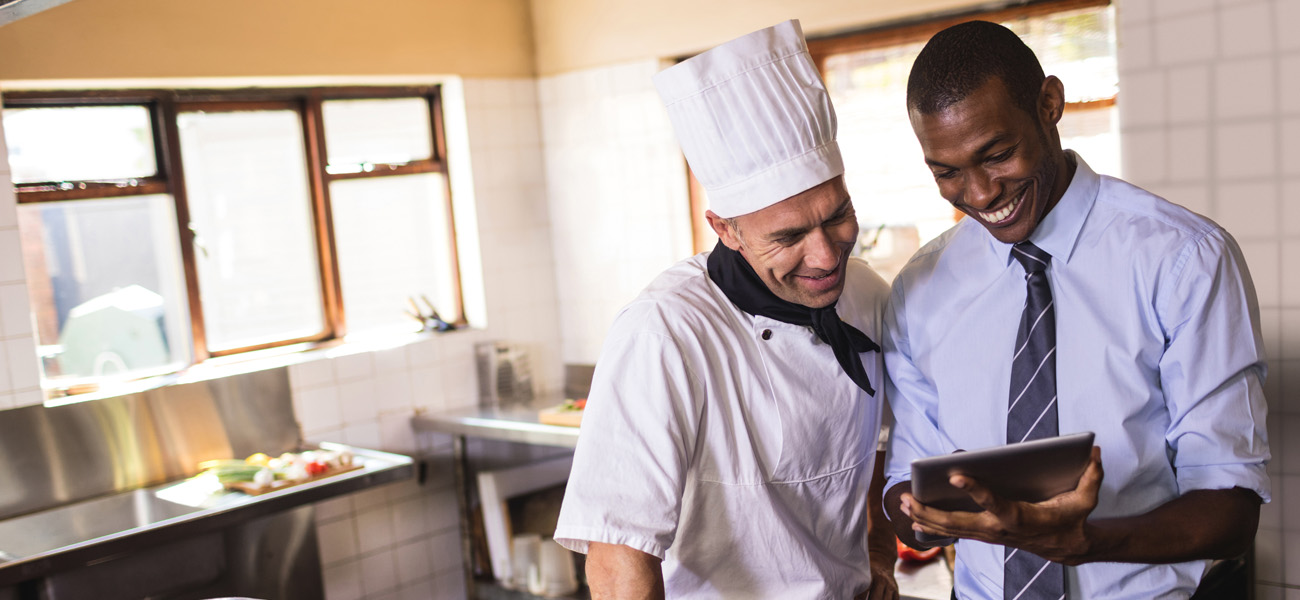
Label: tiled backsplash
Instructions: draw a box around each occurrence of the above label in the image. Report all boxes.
[1115,0,1298,596]
[0,122,40,411]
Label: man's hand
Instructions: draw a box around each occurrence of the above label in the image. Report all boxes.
[587,542,665,600]
[901,446,1104,565]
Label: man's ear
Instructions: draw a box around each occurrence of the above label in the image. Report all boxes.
[1038,75,1066,127]
[706,211,744,252]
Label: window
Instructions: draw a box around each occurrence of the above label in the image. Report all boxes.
[2,86,461,396]
[684,0,1118,283]
[811,0,1117,280]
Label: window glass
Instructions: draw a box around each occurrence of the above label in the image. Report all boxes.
[17,195,191,382]
[177,109,326,351]
[820,4,1118,281]
[1006,8,1117,103]
[322,98,433,174]
[330,173,459,335]
[2,105,158,184]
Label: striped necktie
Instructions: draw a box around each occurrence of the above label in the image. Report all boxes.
[1004,241,1065,600]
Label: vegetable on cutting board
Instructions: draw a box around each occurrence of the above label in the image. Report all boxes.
[538,398,586,427]
[896,537,944,563]
[197,448,359,495]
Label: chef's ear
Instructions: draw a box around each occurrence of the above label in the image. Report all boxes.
[706,211,744,252]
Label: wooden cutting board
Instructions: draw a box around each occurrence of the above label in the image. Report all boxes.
[538,404,584,427]
[226,463,364,496]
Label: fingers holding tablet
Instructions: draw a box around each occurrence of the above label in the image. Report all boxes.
[901,434,1106,561]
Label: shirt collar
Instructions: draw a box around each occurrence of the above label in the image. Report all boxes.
[989,150,1099,266]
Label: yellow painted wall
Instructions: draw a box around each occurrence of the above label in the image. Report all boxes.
[0,0,536,80]
[529,0,994,75]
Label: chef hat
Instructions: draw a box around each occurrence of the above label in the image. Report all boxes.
[654,19,842,219]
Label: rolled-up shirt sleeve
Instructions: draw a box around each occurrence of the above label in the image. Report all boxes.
[1157,228,1271,502]
[554,305,704,559]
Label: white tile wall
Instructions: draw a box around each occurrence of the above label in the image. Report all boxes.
[1216,121,1276,180]
[1219,2,1274,58]
[1215,58,1275,117]
[1117,0,1300,594]
[1154,12,1218,65]
[1167,126,1210,182]
[0,113,40,409]
[0,229,23,283]
[1167,65,1212,122]
[539,59,697,364]
[0,178,14,231]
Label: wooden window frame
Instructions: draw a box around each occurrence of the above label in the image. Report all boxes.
[3,85,463,382]
[806,0,1115,111]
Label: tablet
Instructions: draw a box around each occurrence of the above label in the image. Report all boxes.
[910,431,1095,513]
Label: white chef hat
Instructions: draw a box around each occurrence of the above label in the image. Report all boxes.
[654,19,842,219]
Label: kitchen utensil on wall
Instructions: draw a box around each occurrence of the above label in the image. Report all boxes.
[475,341,535,408]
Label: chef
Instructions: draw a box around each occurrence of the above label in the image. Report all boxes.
[554,20,898,600]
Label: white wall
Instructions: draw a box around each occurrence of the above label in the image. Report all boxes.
[539,59,694,364]
[0,114,41,410]
[1113,0,1298,596]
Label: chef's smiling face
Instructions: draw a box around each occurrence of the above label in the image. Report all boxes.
[709,176,859,309]
[910,76,1069,244]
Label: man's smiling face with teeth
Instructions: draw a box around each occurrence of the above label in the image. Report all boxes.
[910,76,1071,244]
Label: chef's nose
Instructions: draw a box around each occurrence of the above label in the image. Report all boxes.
[804,228,838,271]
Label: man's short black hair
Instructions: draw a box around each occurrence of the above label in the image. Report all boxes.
[907,20,1045,117]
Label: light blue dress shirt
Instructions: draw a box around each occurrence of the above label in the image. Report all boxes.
[882,153,1271,600]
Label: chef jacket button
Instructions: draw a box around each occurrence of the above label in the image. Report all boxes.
[761,329,772,340]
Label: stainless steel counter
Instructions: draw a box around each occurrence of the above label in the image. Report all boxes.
[411,399,579,448]
[0,442,413,588]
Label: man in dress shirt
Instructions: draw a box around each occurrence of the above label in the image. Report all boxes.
[555,20,898,599]
[880,21,1271,599]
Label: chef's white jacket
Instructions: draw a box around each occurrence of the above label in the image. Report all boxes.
[555,253,891,598]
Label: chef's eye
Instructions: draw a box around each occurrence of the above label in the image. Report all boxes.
[933,169,957,180]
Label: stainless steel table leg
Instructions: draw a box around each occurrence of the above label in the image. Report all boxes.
[453,434,476,598]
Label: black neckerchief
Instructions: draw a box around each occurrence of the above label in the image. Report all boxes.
[706,241,880,396]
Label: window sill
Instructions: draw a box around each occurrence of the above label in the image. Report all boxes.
[43,326,476,407]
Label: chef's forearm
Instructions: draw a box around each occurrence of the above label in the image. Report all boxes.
[587,542,666,600]
[867,452,897,565]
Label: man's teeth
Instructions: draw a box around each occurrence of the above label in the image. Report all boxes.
[980,195,1019,223]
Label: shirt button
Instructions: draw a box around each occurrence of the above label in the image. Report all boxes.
[761,329,772,340]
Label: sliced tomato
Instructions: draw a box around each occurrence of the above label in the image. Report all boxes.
[896,537,943,562]
[574,399,587,409]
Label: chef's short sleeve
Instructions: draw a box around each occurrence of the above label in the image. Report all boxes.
[554,304,703,559]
